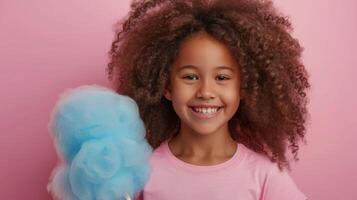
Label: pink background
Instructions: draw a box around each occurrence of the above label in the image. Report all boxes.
[1,0,356,199]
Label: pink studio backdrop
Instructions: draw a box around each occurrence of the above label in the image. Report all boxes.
[0,0,356,199]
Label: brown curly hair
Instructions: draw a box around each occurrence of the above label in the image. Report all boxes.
[106,0,311,171]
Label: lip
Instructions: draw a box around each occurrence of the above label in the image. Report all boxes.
[189,104,223,108]
[189,106,223,120]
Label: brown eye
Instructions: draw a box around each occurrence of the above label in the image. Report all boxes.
[183,74,198,80]
[216,75,230,81]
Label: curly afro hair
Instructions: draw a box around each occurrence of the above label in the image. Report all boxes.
[106,0,311,171]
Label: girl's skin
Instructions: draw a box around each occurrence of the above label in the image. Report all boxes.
[164,31,242,166]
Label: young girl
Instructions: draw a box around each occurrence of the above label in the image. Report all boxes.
[107,0,310,199]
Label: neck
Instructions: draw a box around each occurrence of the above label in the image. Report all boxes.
[168,123,237,158]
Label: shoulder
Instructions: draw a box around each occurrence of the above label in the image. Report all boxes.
[238,143,307,200]
[147,141,169,167]
[238,143,276,173]
[260,165,307,199]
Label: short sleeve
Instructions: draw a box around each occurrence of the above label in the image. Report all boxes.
[261,165,307,200]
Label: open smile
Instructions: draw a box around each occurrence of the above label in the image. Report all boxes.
[188,106,223,120]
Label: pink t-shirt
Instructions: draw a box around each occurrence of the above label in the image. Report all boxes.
[136,140,307,200]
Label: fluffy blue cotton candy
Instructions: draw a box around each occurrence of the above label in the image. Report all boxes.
[47,85,152,200]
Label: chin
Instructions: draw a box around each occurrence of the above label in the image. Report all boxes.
[190,126,220,136]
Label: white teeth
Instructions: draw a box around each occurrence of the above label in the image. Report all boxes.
[193,107,219,114]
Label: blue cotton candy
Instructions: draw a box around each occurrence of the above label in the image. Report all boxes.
[47,85,152,200]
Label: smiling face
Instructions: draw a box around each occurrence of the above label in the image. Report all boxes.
[164,31,241,137]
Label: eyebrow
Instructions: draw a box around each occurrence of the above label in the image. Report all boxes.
[177,65,234,72]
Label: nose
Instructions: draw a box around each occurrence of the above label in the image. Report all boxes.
[196,78,216,100]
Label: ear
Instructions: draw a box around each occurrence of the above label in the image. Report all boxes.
[163,82,172,101]
[164,88,172,101]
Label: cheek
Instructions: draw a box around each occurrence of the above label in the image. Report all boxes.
[223,86,241,107]
[170,85,187,106]
[172,82,194,99]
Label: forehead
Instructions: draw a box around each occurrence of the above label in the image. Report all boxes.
[172,32,239,72]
